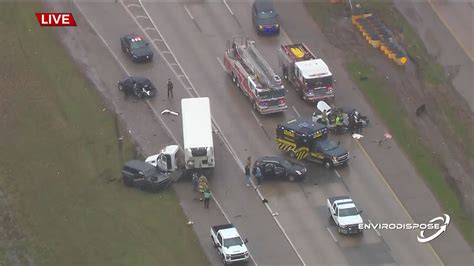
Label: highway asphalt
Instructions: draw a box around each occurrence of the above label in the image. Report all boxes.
[58,0,473,265]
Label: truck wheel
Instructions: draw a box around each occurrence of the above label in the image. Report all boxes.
[324,160,333,169]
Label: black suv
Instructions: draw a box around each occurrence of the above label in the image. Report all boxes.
[118,77,157,98]
[253,156,307,182]
[122,160,170,192]
[120,34,153,63]
[252,0,280,35]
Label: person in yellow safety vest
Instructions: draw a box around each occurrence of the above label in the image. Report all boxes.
[321,110,329,126]
[335,114,343,134]
[198,175,208,201]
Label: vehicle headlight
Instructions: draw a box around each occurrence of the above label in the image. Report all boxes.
[225,255,231,259]
[332,156,338,162]
[301,168,307,174]
[244,251,249,256]
[132,54,138,58]
[258,25,263,29]
[275,24,279,28]
[340,224,347,228]
[295,170,301,175]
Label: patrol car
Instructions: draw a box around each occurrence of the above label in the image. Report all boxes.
[120,34,153,63]
[276,117,349,168]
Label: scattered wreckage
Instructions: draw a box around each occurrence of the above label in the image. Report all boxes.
[312,100,369,134]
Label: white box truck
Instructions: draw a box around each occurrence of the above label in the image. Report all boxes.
[181,97,215,170]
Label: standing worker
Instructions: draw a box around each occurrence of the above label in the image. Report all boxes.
[167,78,174,99]
[335,113,343,134]
[203,189,211,209]
[254,165,262,187]
[198,174,208,201]
[244,162,251,187]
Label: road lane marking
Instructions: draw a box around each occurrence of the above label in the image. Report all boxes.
[428,1,473,61]
[292,105,300,117]
[368,219,381,237]
[126,3,141,8]
[326,227,338,243]
[183,4,194,20]
[143,27,156,32]
[75,1,257,265]
[354,140,443,265]
[334,169,341,178]
[221,0,241,27]
[216,57,226,71]
[251,111,262,126]
[135,15,148,20]
[152,38,163,42]
[222,0,234,16]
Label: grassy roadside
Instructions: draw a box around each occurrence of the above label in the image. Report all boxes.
[346,58,474,245]
[305,1,473,245]
[0,2,207,265]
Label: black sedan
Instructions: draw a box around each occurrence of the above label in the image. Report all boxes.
[252,0,280,35]
[253,156,306,182]
[120,34,153,63]
[118,77,157,98]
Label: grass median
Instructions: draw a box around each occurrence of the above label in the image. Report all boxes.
[305,0,473,245]
[346,58,474,245]
[0,2,207,265]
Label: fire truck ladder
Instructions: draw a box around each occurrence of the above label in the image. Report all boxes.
[237,40,281,90]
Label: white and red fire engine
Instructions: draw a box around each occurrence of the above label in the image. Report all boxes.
[278,43,334,102]
[224,38,287,114]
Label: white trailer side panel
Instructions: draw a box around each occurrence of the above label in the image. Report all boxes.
[181,97,213,149]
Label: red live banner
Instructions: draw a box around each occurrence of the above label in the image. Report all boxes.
[35,13,77,27]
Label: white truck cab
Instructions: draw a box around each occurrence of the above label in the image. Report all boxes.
[327,196,364,234]
[145,145,179,172]
[211,224,249,264]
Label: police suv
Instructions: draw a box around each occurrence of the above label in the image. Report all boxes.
[276,117,349,168]
[120,34,153,63]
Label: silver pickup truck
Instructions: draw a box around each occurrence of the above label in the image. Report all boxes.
[210,224,249,265]
[327,196,364,235]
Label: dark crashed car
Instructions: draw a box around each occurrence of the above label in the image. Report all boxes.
[253,156,306,182]
[122,160,170,192]
[120,34,153,63]
[252,0,280,35]
[118,77,157,98]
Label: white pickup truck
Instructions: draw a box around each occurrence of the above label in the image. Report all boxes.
[327,196,364,235]
[210,224,249,265]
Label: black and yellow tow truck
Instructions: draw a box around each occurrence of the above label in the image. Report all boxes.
[276,117,349,168]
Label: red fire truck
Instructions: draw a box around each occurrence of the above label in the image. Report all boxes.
[278,43,334,102]
[224,38,287,114]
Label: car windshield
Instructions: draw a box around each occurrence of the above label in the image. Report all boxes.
[257,10,276,19]
[305,76,333,87]
[258,89,285,99]
[130,40,147,49]
[223,237,243,248]
[317,139,339,151]
[339,207,359,217]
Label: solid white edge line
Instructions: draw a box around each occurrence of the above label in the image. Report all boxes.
[326,227,338,243]
[291,105,300,117]
[216,57,226,71]
[222,0,234,16]
[251,111,263,127]
[183,5,194,20]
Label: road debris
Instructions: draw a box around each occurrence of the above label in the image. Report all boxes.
[352,133,364,139]
[161,109,179,116]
